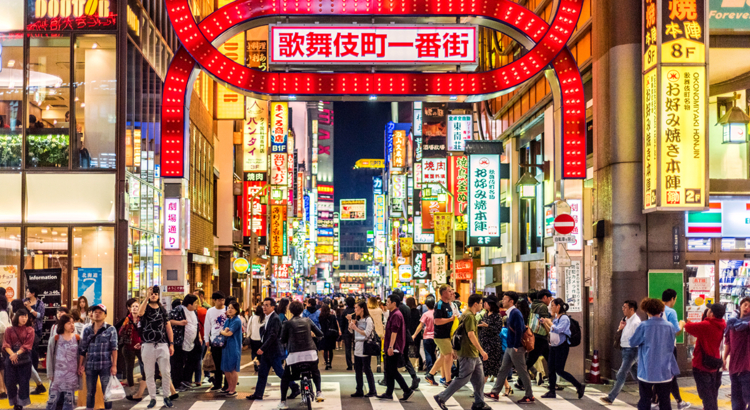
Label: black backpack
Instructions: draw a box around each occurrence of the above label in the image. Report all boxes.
[451,319,465,351]
[567,315,582,347]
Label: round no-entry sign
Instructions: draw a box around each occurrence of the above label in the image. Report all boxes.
[554,214,576,235]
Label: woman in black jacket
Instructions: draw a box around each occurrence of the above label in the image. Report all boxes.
[406,297,422,370]
[318,305,340,370]
[279,301,325,409]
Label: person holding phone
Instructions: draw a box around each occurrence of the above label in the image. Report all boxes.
[138,286,176,409]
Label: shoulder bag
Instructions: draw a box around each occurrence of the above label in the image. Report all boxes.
[7,327,32,366]
[363,319,381,357]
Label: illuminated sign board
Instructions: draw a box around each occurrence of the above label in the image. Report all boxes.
[686,197,750,237]
[374,194,386,234]
[391,174,406,199]
[448,155,469,215]
[566,199,582,251]
[270,102,288,153]
[270,205,287,256]
[340,199,367,220]
[468,154,500,246]
[447,115,473,151]
[413,103,423,137]
[269,25,477,65]
[354,159,385,169]
[412,251,430,280]
[270,152,288,186]
[431,253,447,283]
[642,0,707,211]
[243,98,268,172]
[420,199,446,231]
[422,158,447,185]
[392,130,407,169]
[164,198,181,250]
[28,0,117,31]
[216,33,246,119]
[243,175,267,238]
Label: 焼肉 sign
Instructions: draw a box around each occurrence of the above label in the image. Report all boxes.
[270,25,477,64]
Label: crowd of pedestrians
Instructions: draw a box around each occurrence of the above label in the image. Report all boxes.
[0,284,748,410]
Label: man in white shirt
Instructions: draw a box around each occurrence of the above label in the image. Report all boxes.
[204,292,228,392]
[601,300,642,404]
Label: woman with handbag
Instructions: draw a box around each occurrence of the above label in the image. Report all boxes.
[318,305,340,370]
[350,301,377,397]
[3,308,34,410]
[120,298,148,401]
[247,304,265,371]
[681,304,726,410]
[0,295,11,400]
[45,314,83,410]
[367,297,384,372]
[540,298,585,399]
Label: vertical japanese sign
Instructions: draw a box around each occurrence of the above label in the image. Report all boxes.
[243,173,267,237]
[412,251,430,280]
[421,199,446,231]
[216,33,246,119]
[374,194,386,235]
[164,198,181,250]
[468,154,500,246]
[77,268,102,305]
[422,158,447,185]
[413,103,423,137]
[270,205,287,256]
[392,130,407,169]
[392,174,407,199]
[642,0,707,211]
[564,261,582,313]
[270,102,288,153]
[414,162,423,189]
[317,103,335,182]
[448,155,469,215]
[243,98,268,172]
[447,115,473,151]
[422,103,447,158]
[270,153,288,186]
[433,212,453,244]
[297,171,305,218]
[431,254,447,284]
[566,199,583,251]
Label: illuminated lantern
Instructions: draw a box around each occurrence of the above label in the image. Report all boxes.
[719,102,750,144]
[516,169,539,199]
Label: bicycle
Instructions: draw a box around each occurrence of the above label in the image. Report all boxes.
[299,370,314,410]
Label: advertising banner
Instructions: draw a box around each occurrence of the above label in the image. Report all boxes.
[421,199,446,231]
[447,115,473,151]
[433,212,453,244]
[392,129,407,169]
[24,268,61,351]
[340,199,367,220]
[392,174,407,199]
[431,254,447,284]
[412,251,430,280]
[374,194,386,234]
[77,268,102,305]
[0,266,19,300]
[422,158,447,185]
[468,153,501,246]
[164,198,181,250]
[243,174,267,237]
[454,259,473,280]
[270,153,288,186]
[270,205,287,256]
[270,102,288,153]
[421,103,447,158]
[448,155,469,215]
[269,25,477,64]
[243,98,268,172]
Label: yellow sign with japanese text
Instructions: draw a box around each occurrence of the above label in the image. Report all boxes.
[659,66,705,209]
[661,0,705,64]
[216,33,246,119]
[392,130,407,169]
[643,69,658,210]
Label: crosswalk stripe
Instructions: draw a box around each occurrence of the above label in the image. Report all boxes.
[420,383,465,410]
[527,386,586,410]
[579,388,637,408]
[313,382,342,410]
[250,388,282,410]
[369,394,404,410]
[188,400,226,410]
[129,396,164,410]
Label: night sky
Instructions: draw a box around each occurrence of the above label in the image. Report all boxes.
[333,102,391,203]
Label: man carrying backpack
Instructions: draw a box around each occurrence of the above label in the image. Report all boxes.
[524,290,552,388]
[434,294,490,410]
[484,291,536,404]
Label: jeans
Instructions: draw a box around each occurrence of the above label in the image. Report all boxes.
[423,338,436,373]
[384,353,411,397]
[730,371,750,410]
[548,344,583,394]
[639,381,672,410]
[210,346,228,390]
[280,361,321,401]
[86,367,112,410]
[343,334,354,368]
[694,370,722,410]
[142,343,171,400]
[4,359,31,407]
[255,354,298,397]
[170,345,186,387]
[491,347,533,398]
[354,355,376,395]
[438,356,485,406]
[122,347,144,388]
[47,390,75,410]
[607,347,639,402]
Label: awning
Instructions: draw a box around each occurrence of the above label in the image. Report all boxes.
[190,253,215,265]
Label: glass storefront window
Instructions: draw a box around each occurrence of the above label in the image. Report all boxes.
[0,173,22,223]
[26,36,71,168]
[0,227,22,300]
[685,263,716,361]
[0,35,24,168]
[25,227,70,306]
[721,238,750,251]
[73,35,117,169]
[26,173,116,223]
[72,226,114,322]
[719,259,750,317]
[687,238,711,252]
[0,0,24,32]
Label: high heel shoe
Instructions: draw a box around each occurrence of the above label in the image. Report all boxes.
[503,387,514,397]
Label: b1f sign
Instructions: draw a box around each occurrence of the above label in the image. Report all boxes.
[270,25,477,65]
[468,154,500,247]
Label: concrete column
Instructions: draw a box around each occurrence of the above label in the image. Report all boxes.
[592,0,648,377]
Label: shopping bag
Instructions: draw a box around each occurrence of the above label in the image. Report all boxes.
[105,375,127,402]
[203,349,216,372]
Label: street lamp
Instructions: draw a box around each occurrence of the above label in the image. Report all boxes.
[517,169,539,199]
[719,98,750,144]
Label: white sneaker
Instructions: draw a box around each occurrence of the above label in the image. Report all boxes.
[277,401,288,410]
[651,404,658,410]
[316,392,325,402]
[678,402,691,410]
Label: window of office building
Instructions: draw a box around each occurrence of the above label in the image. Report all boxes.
[0,227,21,300]
[72,226,115,317]
[0,35,24,169]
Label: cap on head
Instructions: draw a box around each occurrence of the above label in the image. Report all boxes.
[89,304,107,314]
[708,303,726,319]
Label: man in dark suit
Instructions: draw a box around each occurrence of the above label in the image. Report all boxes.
[246,298,299,400]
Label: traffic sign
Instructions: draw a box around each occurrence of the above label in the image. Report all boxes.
[554,213,576,235]
[554,235,576,244]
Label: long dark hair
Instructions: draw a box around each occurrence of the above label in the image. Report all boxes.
[56,314,73,334]
[12,308,30,327]
[516,298,531,322]
[0,295,8,312]
[551,298,569,315]
[319,304,331,322]
[356,301,370,319]
[276,298,290,315]
[254,304,265,323]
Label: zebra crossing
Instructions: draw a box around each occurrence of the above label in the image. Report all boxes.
[101,378,642,410]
